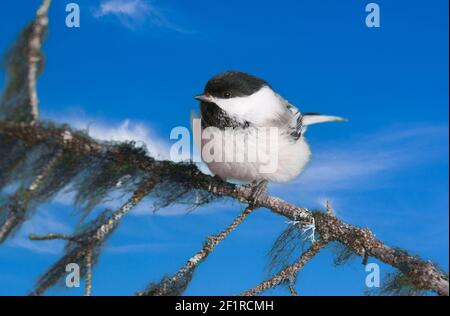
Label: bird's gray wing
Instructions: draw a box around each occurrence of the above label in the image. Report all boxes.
[275,93,303,140]
[275,94,347,139]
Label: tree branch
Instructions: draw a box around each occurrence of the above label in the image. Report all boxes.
[29,233,74,241]
[138,205,256,296]
[0,0,51,123]
[313,212,449,296]
[85,247,92,296]
[0,147,63,242]
[1,121,448,296]
[27,0,51,122]
[242,238,328,296]
[29,176,157,296]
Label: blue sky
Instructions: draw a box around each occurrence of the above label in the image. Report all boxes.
[0,0,448,295]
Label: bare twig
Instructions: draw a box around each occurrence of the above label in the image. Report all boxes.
[29,233,74,241]
[288,282,298,296]
[28,0,51,122]
[85,247,92,296]
[242,239,328,296]
[326,200,333,216]
[138,206,256,296]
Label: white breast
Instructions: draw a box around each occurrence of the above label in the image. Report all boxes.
[200,127,311,183]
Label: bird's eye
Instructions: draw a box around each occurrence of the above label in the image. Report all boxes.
[223,91,232,98]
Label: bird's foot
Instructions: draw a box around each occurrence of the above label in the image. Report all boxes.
[249,180,268,207]
[212,175,224,182]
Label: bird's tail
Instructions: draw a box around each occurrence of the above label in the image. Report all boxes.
[302,112,347,126]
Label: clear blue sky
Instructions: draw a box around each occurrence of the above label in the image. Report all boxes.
[0,0,448,295]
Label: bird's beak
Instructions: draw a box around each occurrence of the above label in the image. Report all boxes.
[195,94,213,103]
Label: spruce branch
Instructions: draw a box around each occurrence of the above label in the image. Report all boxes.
[0,0,51,123]
[1,121,448,296]
[0,147,63,242]
[27,0,51,122]
[137,205,256,296]
[313,212,449,296]
[29,177,158,296]
[242,238,328,296]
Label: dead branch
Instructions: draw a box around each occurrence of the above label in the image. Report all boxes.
[138,205,256,296]
[242,238,328,296]
[85,247,92,296]
[27,0,51,122]
[29,233,74,241]
[288,283,298,296]
[326,200,333,216]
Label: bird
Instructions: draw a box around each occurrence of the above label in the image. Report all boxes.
[195,70,346,204]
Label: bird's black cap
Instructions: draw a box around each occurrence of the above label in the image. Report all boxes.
[203,71,269,99]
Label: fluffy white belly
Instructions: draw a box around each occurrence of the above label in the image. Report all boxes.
[200,127,311,183]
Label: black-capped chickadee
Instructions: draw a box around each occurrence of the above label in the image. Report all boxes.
[195,71,345,202]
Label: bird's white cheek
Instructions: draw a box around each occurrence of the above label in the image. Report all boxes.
[215,87,287,125]
[214,98,248,117]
